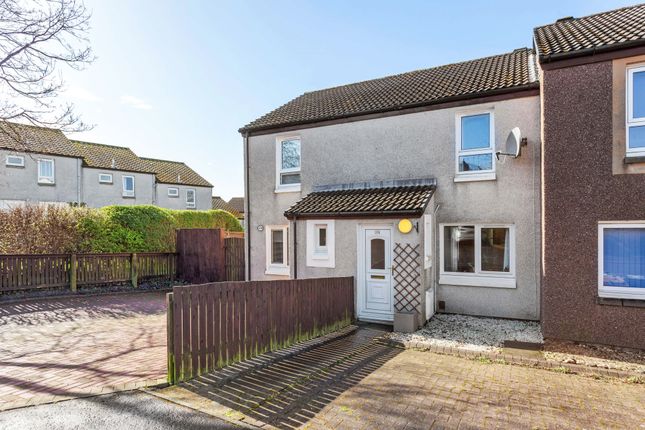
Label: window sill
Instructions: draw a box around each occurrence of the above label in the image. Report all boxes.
[6,164,24,169]
[453,172,496,183]
[122,195,136,199]
[597,296,645,307]
[275,185,301,194]
[598,289,645,301]
[624,155,645,164]
[265,266,290,276]
[37,181,56,186]
[439,273,515,288]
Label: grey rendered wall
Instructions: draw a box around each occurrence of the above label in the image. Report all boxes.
[155,184,212,210]
[0,149,81,204]
[81,168,154,207]
[247,95,541,320]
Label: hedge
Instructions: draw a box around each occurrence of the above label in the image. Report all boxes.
[0,204,243,254]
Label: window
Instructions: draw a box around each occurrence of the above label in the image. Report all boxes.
[598,222,645,299]
[266,225,289,275]
[306,220,335,268]
[122,175,135,197]
[6,155,24,167]
[37,159,55,184]
[424,214,433,269]
[168,187,179,197]
[276,137,301,192]
[455,111,495,181]
[627,65,645,157]
[439,223,515,288]
[186,189,196,208]
[98,173,113,184]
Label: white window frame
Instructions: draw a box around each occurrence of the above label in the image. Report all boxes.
[275,136,301,193]
[423,214,433,269]
[439,223,515,288]
[266,225,290,276]
[98,173,113,184]
[306,220,335,268]
[167,187,179,197]
[186,189,196,208]
[454,109,496,182]
[37,159,55,184]
[598,221,645,300]
[626,64,645,157]
[122,175,135,197]
[6,155,24,167]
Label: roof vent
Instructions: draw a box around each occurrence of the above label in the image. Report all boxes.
[111,158,116,169]
[177,174,182,183]
[556,16,574,23]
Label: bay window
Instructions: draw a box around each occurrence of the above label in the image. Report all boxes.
[598,222,645,299]
[440,223,515,288]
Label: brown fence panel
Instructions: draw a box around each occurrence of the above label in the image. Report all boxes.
[138,252,177,280]
[76,253,132,285]
[0,254,70,291]
[167,276,354,383]
[224,237,245,281]
[176,229,225,283]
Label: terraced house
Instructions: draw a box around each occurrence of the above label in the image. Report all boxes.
[241,3,645,347]
[0,122,213,210]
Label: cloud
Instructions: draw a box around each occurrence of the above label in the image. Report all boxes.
[120,95,152,110]
[66,86,103,102]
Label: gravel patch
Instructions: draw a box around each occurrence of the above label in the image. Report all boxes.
[386,313,543,353]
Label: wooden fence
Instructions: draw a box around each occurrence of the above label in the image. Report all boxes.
[166,277,354,383]
[224,237,244,281]
[0,252,177,293]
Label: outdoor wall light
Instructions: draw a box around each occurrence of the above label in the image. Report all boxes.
[398,219,416,234]
[256,225,264,232]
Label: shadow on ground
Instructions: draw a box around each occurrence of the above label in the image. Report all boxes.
[179,325,400,429]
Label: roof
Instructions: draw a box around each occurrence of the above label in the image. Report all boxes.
[212,196,240,216]
[0,122,82,158]
[241,48,538,133]
[141,157,213,187]
[284,180,436,219]
[227,197,245,214]
[71,140,155,173]
[534,4,645,62]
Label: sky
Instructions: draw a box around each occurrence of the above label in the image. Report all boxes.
[64,0,636,200]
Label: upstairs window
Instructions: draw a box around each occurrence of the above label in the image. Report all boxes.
[167,187,179,197]
[98,173,113,184]
[598,223,645,300]
[306,220,335,268]
[6,155,24,167]
[122,175,135,197]
[455,111,495,181]
[37,159,55,184]
[266,225,289,276]
[627,65,645,157]
[276,137,301,192]
[186,189,196,208]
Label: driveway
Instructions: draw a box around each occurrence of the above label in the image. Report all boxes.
[0,292,168,411]
[157,326,645,429]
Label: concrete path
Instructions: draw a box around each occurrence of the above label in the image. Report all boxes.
[0,390,238,429]
[156,326,645,429]
[0,292,168,410]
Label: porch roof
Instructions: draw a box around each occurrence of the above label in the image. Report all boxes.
[284,179,436,219]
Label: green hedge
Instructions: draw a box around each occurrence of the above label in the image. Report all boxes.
[0,204,243,254]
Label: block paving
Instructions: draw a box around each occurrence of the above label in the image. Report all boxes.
[0,292,168,411]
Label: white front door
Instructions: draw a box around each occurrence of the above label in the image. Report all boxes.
[358,226,394,321]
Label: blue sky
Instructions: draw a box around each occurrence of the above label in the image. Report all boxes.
[65,0,635,200]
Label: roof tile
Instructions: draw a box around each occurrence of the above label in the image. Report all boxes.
[0,122,81,158]
[71,140,155,173]
[141,158,212,187]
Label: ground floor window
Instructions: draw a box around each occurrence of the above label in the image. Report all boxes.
[598,222,645,299]
[306,220,335,268]
[266,225,289,276]
[439,223,515,288]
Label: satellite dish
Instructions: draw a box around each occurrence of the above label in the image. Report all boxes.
[496,127,524,159]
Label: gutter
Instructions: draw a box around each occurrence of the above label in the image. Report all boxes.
[538,39,645,64]
[239,83,540,136]
[284,209,426,220]
[243,132,251,281]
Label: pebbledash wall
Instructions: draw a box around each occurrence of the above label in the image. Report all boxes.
[155,183,213,210]
[82,167,155,207]
[247,93,542,320]
[541,57,645,349]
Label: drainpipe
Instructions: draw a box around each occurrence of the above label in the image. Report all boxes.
[77,158,82,204]
[243,132,251,281]
[292,214,298,279]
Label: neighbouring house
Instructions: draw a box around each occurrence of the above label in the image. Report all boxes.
[535,4,645,349]
[0,122,213,210]
[211,195,241,217]
[240,48,541,327]
[227,197,245,220]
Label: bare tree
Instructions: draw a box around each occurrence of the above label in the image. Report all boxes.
[0,0,93,144]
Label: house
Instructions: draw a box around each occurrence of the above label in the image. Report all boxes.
[0,122,213,210]
[211,196,241,217]
[535,4,645,349]
[227,197,245,220]
[240,48,541,327]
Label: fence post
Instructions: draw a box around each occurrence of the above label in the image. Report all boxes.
[166,292,175,384]
[70,254,77,292]
[131,253,138,288]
